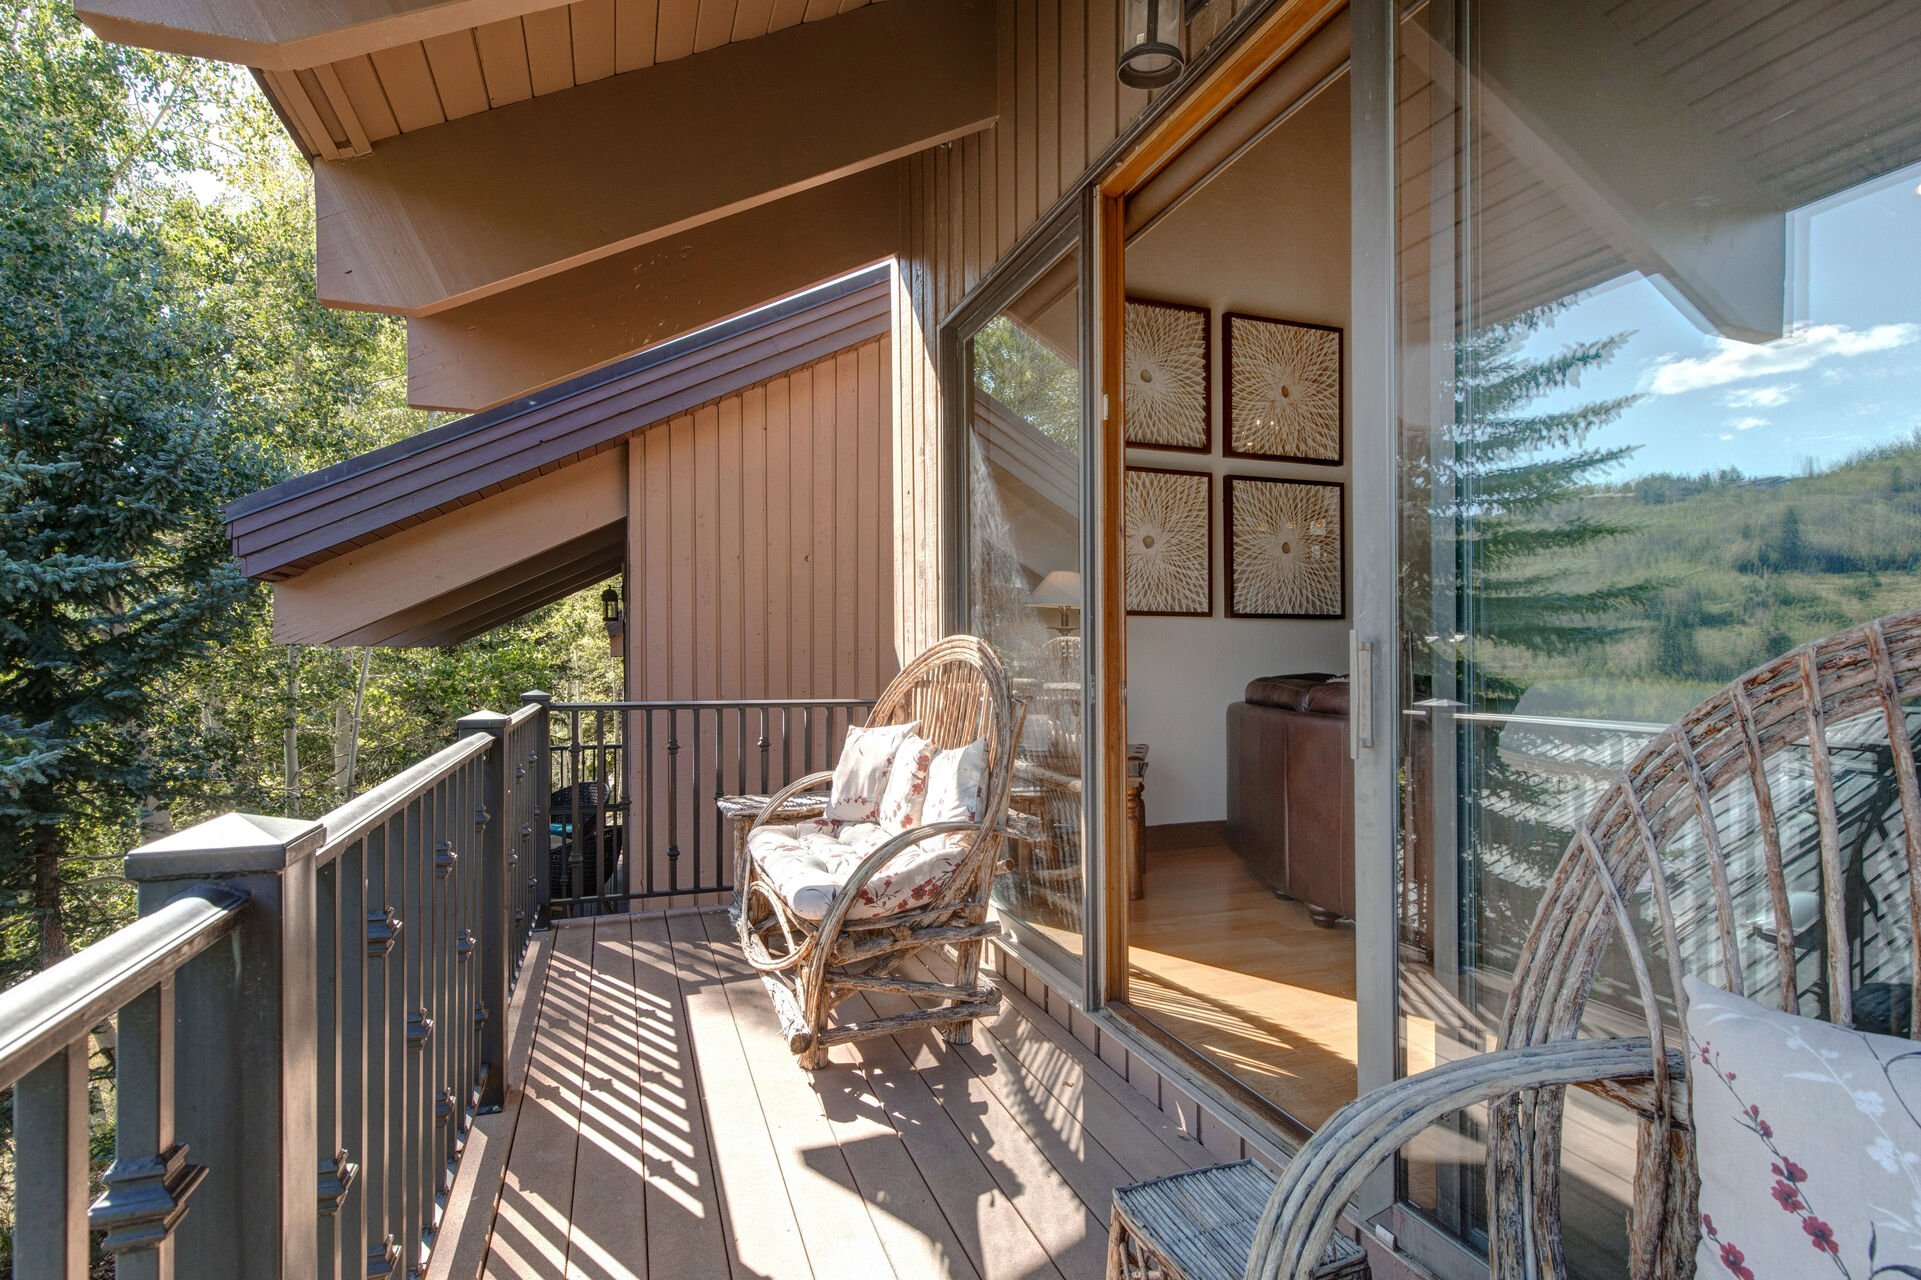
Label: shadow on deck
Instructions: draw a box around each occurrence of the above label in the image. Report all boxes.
[429,909,1209,1280]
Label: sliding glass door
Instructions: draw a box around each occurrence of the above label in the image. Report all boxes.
[953,219,1092,970]
[1381,0,1921,1272]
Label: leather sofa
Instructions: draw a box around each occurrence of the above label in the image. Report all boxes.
[1225,673,1354,926]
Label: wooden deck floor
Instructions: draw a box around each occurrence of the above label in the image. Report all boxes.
[431,908,1210,1280]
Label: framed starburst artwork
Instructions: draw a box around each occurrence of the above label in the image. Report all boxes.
[1123,298,1211,452]
[1223,312,1343,464]
[1225,476,1344,618]
[1124,466,1212,616]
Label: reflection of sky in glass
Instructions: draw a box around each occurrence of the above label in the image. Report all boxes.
[1510,162,1921,481]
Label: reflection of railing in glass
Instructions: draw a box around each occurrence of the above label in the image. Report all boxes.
[1405,701,1921,1024]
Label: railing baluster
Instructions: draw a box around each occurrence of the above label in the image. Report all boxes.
[644,709,657,898]
[667,708,681,895]
[692,711,703,900]
[364,820,400,1278]
[315,855,345,1280]
[16,1040,90,1279]
[337,842,368,1280]
[96,979,182,1280]
[406,792,431,1268]
[758,707,770,794]
[383,809,409,1279]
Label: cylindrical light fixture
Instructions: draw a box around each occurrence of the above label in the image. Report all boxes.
[601,585,625,656]
[1119,0,1184,89]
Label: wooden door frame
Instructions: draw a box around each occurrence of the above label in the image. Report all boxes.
[1089,0,1348,1007]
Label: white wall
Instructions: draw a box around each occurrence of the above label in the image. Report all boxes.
[1123,75,1351,827]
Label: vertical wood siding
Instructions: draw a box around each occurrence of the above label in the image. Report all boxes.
[893,0,1157,659]
[624,336,895,901]
[626,335,897,703]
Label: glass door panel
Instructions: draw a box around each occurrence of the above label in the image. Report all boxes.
[964,242,1089,964]
[1392,2,1921,1272]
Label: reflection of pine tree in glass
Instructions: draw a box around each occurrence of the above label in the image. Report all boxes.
[1404,309,1659,978]
[971,317,1079,449]
[1405,308,1653,710]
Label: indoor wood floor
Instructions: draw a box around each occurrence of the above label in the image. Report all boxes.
[1125,843,1358,1129]
[431,909,1209,1280]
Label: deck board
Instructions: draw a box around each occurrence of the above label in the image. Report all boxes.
[442,909,1207,1280]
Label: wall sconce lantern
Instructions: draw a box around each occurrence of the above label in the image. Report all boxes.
[1119,0,1185,89]
[601,585,625,656]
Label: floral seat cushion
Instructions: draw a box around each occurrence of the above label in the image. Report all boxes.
[745,818,964,922]
[1685,975,1921,1280]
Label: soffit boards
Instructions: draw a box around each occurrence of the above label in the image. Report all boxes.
[80,0,896,161]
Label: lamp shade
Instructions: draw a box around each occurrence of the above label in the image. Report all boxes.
[1027,570,1083,609]
[1119,0,1184,89]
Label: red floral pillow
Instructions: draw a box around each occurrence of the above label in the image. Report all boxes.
[1685,975,1921,1280]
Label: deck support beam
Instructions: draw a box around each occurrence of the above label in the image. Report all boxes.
[313,0,993,317]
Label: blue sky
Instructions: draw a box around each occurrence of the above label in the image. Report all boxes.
[1510,161,1921,481]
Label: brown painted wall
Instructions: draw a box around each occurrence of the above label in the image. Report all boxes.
[617,335,897,902]
[626,334,898,701]
[894,0,1197,657]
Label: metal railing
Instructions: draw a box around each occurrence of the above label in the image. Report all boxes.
[533,695,874,916]
[0,699,546,1279]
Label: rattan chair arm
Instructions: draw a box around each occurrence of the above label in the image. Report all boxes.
[1245,1037,1672,1280]
[751,772,837,829]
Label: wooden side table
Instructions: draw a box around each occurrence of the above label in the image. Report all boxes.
[1125,744,1148,901]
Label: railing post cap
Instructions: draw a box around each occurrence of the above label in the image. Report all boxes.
[521,690,553,705]
[125,812,325,883]
[456,709,511,735]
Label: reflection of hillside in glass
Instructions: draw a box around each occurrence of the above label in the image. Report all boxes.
[1531,437,1921,723]
[971,315,1080,448]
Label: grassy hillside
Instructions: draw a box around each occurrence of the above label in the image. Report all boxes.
[1485,431,1921,722]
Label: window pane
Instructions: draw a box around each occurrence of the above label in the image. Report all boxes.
[967,244,1087,961]
[1394,2,1921,1271]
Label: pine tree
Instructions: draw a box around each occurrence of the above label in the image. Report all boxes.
[1403,308,1654,708]
[0,4,256,976]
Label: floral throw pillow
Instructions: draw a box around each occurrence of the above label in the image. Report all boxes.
[922,738,987,827]
[824,721,918,824]
[877,732,933,833]
[1685,975,1921,1280]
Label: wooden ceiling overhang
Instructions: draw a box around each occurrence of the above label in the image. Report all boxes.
[76,0,986,410]
[226,266,890,645]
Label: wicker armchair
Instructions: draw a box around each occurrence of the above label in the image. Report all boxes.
[733,636,1023,1069]
[1116,608,1921,1279]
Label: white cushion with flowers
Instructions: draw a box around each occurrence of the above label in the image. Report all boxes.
[922,738,987,827]
[823,721,919,824]
[744,817,964,923]
[878,732,934,833]
[1685,974,1921,1280]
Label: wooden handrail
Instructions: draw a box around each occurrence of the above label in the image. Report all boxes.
[0,883,246,1093]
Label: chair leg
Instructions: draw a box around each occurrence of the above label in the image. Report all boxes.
[940,940,986,1046]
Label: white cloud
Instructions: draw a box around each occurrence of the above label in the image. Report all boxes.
[1646,323,1920,396]
[1718,432,1735,441]
[1727,416,1768,432]
[1725,384,1797,409]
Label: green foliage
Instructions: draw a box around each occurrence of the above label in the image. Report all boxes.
[0,0,619,993]
[971,315,1080,447]
[1511,430,1921,719]
[0,2,260,971]
[1404,308,1655,708]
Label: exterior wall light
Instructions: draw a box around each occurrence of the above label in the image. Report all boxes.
[601,585,625,656]
[1119,0,1185,89]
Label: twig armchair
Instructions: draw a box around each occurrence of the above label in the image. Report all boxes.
[1117,608,1921,1279]
[733,636,1022,1069]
